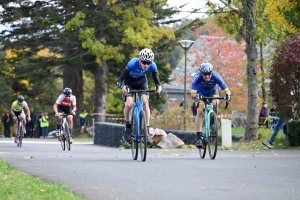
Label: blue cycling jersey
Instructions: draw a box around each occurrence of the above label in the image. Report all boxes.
[191,71,228,95]
[127,58,158,79]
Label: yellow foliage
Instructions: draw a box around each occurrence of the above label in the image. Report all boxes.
[265,0,296,32]
[37,48,61,58]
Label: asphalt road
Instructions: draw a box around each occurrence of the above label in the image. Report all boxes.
[0,138,300,200]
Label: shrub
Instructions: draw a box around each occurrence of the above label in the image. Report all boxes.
[288,120,300,146]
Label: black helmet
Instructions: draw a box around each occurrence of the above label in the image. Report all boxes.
[17,95,25,102]
[63,87,72,96]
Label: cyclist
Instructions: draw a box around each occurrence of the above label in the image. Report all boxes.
[53,87,76,144]
[116,48,162,144]
[11,95,31,143]
[191,62,231,148]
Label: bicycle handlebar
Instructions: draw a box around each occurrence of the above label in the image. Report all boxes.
[196,96,230,109]
[124,88,160,101]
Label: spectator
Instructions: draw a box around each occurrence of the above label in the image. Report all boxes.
[270,104,277,114]
[3,111,12,138]
[27,107,36,138]
[262,117,289,149]
[79,109,88,134]
[259,101,269,127]
[37,113,43,138]
[41,112,49,138]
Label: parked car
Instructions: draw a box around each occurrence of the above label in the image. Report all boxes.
[47,130,58,138]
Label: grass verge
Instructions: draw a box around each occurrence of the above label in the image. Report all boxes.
[0,159,84,200]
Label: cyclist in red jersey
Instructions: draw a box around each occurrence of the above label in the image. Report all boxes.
[53,88,76,144]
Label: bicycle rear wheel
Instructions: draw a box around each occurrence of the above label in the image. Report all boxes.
[139,111,147,161]
[131,111,138,160]
[208,112,218,159]
[64,122,71,151]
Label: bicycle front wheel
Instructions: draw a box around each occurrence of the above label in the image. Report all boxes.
[131,110,138,160]
[208,112,218,159]
[199,141,207,159]
[18,125,23,147]
[59,130,66,150]
[64,122,71,151]
[139,111,147,161]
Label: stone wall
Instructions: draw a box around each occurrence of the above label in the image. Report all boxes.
[94,122,197,147]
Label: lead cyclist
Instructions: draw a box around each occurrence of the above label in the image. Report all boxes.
[116,48,162,144]
[191,62,231,148]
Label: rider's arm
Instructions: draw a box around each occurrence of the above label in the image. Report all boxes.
[151,71,161,86]
[10,106,16,118]
[25,106,31,119]
[72,105,77,113]
[116,68,130,89]
[53,103,59,115]
[224,88,231,96]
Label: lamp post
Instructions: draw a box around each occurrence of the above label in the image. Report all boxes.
[177,40,194,111]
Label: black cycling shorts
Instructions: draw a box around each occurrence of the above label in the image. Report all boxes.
[57,105,72,115]
[124,76,149,97]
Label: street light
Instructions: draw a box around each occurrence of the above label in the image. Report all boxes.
[177,39,194,111]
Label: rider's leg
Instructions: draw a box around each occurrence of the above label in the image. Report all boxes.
[142,94,150,126]
[124,97,134,122]
[195,102,205,147]
[67,116,73,135]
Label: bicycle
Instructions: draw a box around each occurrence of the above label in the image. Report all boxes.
[196,95,229,159]
[16,116,26,147]
[126,87,159,162]
[57,113,72,151]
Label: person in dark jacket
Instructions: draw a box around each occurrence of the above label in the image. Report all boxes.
[3,111,13,138]
[27,107,36,138]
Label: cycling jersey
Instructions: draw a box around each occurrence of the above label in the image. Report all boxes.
[55,94,76,106]
[191,71,228,96]
[126,58,158,79]
[11,100,28,112]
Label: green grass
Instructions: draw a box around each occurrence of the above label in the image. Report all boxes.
[0,159,84,200]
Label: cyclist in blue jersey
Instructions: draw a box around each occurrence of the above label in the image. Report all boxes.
[116,48,162,144]
[191,62,231,148]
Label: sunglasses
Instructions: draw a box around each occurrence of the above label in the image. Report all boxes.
[141,60,152,65]
[202,72,212,76]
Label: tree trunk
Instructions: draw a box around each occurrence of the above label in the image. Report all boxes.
[94,59,108,122]
[243,0,259,140]
[260,43,266,101]
[63,63,84,128]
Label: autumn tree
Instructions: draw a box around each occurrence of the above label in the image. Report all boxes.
[269,32,300,119]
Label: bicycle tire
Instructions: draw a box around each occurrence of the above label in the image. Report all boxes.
[60,128,66,151]
[198,118,206,159]
[131,111,138,160]
[64,121,71,151]
[19,125,23,147]
[208,112,218,159]
[139,111,147,161]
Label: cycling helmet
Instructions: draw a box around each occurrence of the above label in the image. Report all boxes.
[139,48,155,62]
[63,87,72,96]
[17,95,25,102]
[199,62,213,73]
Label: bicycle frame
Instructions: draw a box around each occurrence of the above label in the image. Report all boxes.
[58,113,71,151]
[127,89,158,161]
[17,116,25,147]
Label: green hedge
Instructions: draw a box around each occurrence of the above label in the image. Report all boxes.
[288,120,300,146]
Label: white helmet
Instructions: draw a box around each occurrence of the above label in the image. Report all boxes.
[139,48,154,62]
[199,62,213,73]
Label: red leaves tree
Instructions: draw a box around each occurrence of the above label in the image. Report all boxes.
[269,32,300,119]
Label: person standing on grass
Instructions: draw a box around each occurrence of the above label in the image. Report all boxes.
[79,109,88,134]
